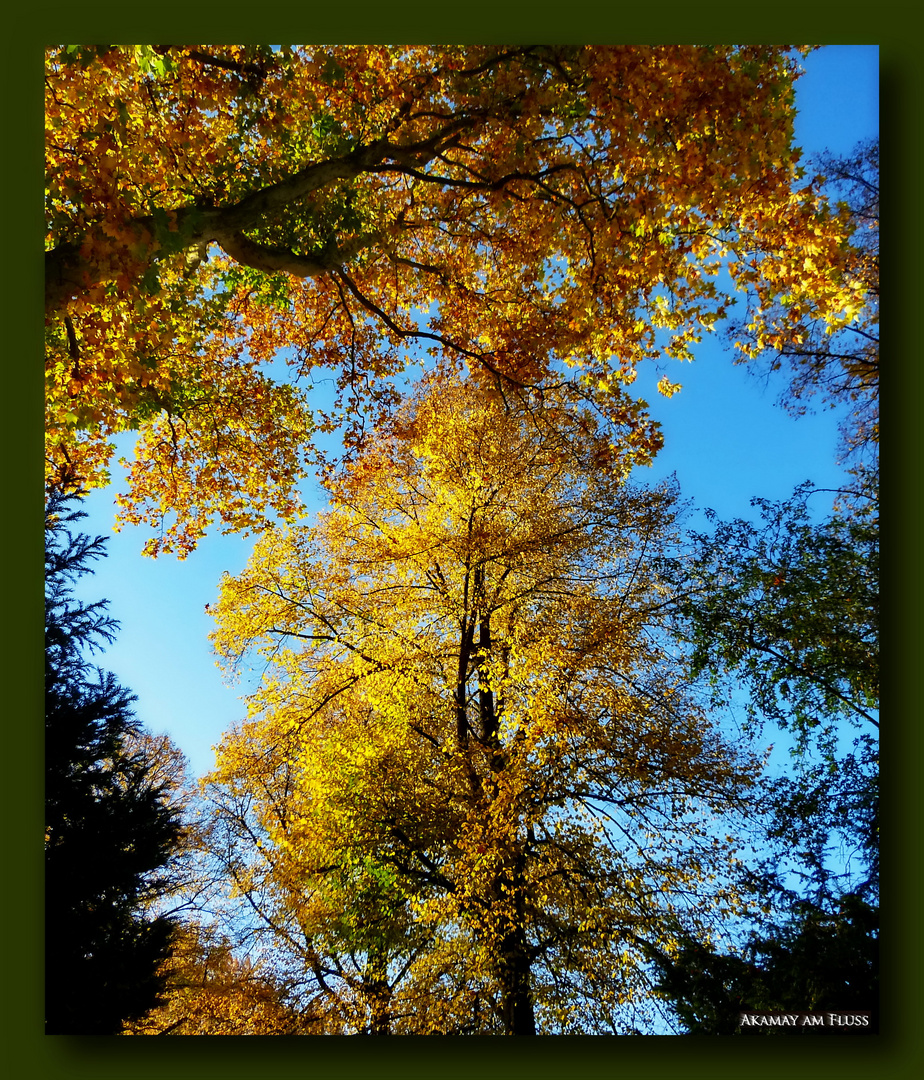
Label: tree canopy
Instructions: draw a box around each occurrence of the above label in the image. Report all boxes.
[202,378,761,1034]
[42,47,879,1037]
[730,138,879,472]
[45,45,862,555]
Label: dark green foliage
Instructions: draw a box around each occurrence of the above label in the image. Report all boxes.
[648,894,878,1034]
[762,735,878,903]
[653,479,879,1034]
[662,483,878,898]
[674,484,878,739]
[649,142,880,1035]
[45,490,182,1035]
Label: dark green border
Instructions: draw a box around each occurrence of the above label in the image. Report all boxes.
[10,7,919,1079]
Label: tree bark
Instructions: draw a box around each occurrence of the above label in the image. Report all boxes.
[44,122,476,317]
[498,940,536,1035]
[495,849,536,1035]
[364,942,392,1035]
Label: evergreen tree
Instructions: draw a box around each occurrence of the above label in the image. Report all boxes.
[645,894,878,1034]
[45,488,182,1034]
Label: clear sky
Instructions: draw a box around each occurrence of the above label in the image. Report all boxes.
[70,46,879,778]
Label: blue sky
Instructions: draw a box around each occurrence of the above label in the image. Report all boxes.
[70,46,879,778]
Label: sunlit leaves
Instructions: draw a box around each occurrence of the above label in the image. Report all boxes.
[728,139,879,471]
[45,45,860,551]
[204,377,760,1033]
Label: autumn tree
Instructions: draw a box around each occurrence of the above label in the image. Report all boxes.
[199,731,480,1035]
[122,921,320,1035]
[205,378,761,1035]
[732,138,879,475]
[112,732,332,1035]
[45,489,184,1034]
[45,45,863,556]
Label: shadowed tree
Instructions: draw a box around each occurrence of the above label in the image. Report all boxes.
[45,487,184,1034]
[645,893,878,1034]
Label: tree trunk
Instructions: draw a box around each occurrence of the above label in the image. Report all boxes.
[495,849,536,1035]
[498,938,536,1035]
[364,943,392,1035]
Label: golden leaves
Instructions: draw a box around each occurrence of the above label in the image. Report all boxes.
[657,375,682,399]
[46,46,858,551]
[201,376,760,1032]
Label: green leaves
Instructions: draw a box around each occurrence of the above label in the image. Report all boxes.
[658,480,879,906]
[666,484,878,739]
[319,53,346,86]
[133,45,178,79]
[141,264,161,295]
[61,44,117,68]
[149,206,205,257]
[650,894,878,1034]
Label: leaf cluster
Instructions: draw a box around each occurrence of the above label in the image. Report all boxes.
[44,46,860,552]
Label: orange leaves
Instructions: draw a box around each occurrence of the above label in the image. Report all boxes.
[122,922,315,1035]
[113,367,314,559]
[45,45,858,557]
[731,139,879,469]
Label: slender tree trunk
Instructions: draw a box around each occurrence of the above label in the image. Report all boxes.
[470,599,535,1034]
[498,938,536,1035]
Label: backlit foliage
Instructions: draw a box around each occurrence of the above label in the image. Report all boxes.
[729,138,879,470]
[123,922,319,1035]
[205,379,761,1033]
[45,45,862,555]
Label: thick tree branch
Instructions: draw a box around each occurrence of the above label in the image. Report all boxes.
[153,45,272,83]
[214,230,383,279]
[44,118,482,316]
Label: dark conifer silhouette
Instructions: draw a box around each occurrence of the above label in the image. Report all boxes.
[45,488,182,1034]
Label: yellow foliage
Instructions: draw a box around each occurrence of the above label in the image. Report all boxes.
[205,376,759,1033]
